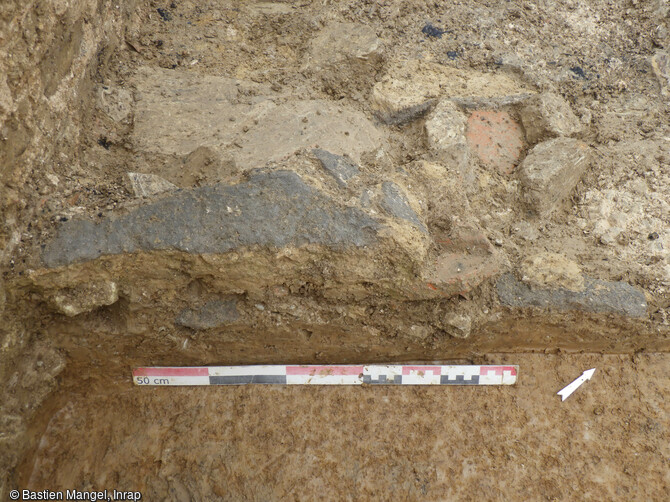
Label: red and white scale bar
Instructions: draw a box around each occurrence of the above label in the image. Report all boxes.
[133,365,517,386]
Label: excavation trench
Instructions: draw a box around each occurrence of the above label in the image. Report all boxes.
[2,1,670,499]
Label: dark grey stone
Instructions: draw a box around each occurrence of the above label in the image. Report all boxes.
[380,182,427,232]
[42,170,381,267]
[496,273,647,318]
[312,149,359,186]
[176,299,239,330]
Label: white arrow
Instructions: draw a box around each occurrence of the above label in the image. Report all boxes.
[557,368,596,401]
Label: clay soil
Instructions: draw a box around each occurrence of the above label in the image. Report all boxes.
[19,353,670,500]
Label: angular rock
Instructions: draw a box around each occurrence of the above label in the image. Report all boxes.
[496,274,647,318]
[520,92,582,144]
[518,138,591,217]
[310,22,382,68]
[133,68,382,169]
[371,60,532,125]
[443,313,471,339]
[407,324,433,340]
[380,182,426,232]
[520,253,584,292]
[176,299,239,330]
[127,173,177,198]
[49,280,119,317]
[312,149,359,187]
[42,171,381,268]
[466,110,524,175]
[425,101,470,177]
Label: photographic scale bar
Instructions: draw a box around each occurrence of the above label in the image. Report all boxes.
[133,365,518,386]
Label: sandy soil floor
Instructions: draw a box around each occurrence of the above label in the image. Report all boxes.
[4,1,669,499]
[20,353,669,501]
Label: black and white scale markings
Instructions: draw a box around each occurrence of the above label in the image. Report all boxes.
[133,365,518,386]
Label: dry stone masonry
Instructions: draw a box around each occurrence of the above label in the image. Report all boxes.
[31,54,657,340]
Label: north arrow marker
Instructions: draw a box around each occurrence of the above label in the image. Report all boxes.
[557,368,596,401]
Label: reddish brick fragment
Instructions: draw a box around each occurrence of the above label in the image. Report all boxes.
[466,110,524,174]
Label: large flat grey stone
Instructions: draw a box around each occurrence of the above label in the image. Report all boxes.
[496,273,647,318]
[42,171,380,268]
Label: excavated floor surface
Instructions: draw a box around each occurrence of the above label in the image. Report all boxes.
[20,353,670,500]
[4,0,670,499]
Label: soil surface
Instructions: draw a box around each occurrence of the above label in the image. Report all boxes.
[3,0,670,499]
[18,353,669,501]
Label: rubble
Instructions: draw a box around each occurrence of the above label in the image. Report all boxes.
[518,138,591,217]
[519,92,582,144]
[424,101,470,179]
[49,280,119,317]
